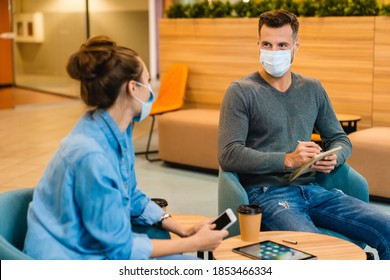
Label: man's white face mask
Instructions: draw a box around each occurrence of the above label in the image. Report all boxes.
[259,44,296,77]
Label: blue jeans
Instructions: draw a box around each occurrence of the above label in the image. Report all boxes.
[246,183,390,260]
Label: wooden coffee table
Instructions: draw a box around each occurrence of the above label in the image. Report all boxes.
[213,231,366,260]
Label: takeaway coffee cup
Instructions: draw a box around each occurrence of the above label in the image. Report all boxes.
[237,204,263,242]
[151,198,168,211]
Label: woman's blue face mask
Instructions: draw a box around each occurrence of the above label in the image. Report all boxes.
[133,82,155,122]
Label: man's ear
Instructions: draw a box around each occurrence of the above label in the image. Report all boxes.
[294,38,301,51]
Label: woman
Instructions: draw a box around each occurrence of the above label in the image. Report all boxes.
[24,36,227,260]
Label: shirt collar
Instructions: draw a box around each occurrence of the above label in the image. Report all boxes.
[92,109,132,156]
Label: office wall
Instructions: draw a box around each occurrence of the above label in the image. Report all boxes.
[90,11,149,68]
[14,13,85,77]
[373,16,390,127]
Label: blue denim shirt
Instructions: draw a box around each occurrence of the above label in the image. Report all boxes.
[24,109,164,259]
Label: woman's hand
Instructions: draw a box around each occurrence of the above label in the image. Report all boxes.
[182,218,215,237]
[190,224,228,252]
[150,222,228,258]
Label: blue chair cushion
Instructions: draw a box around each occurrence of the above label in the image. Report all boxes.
[0,188,34,259]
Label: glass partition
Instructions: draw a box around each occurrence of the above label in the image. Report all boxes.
[11,0,151,97]
[12,0,87,96]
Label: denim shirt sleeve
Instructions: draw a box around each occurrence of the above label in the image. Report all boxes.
[131,194,165,226]
[74,152,154,260]
[130,233,153,259]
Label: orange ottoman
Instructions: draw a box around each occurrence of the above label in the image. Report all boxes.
[347,127,390,201]
[158,109,219,171]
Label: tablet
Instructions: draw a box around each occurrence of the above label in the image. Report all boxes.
[232,240,317,260]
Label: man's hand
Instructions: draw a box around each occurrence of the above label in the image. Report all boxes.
[310,153,337,173]
[284,141,322,169]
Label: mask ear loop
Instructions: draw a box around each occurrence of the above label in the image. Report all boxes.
[135,82,155,102]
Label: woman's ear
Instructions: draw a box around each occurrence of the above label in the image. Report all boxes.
[127,81,137,96]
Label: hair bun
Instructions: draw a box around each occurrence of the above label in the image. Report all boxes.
[82,36,116,51]
[67,36,117,81]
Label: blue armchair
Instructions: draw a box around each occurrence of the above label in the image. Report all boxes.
[218,164,369,248]
[0,188,169,260]
[0,188,33,259]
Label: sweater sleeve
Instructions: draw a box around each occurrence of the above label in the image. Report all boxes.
[218,82,286,174]
[314,86,352,166]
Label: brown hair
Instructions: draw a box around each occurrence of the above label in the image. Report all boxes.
[66,36,143,109]
[258,9,299,41]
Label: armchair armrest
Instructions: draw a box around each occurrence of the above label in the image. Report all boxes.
[132,224,171,240]
[315,164,369,203]
[218,168,249,237]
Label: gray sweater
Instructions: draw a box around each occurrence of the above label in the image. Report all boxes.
[218,72,352,188]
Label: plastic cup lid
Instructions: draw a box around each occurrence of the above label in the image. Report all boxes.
[151,198,168,207]
[237,204,263,214]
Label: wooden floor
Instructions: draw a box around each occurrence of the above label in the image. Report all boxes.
[0,87,74,108]
[0,87,151,193]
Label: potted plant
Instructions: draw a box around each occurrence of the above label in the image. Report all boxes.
[165,0,386,18]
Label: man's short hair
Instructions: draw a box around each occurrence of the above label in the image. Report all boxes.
[258,9,299,41]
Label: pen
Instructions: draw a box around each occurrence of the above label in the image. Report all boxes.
[282,239,298,245]
[297,140,322,151]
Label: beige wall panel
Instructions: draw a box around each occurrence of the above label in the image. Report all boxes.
[292,17,374,129]
[160,18,259,106]
[160,17,386,129]
[373,17,390,126]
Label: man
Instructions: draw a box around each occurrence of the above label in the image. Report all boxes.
[218,9,390,259]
